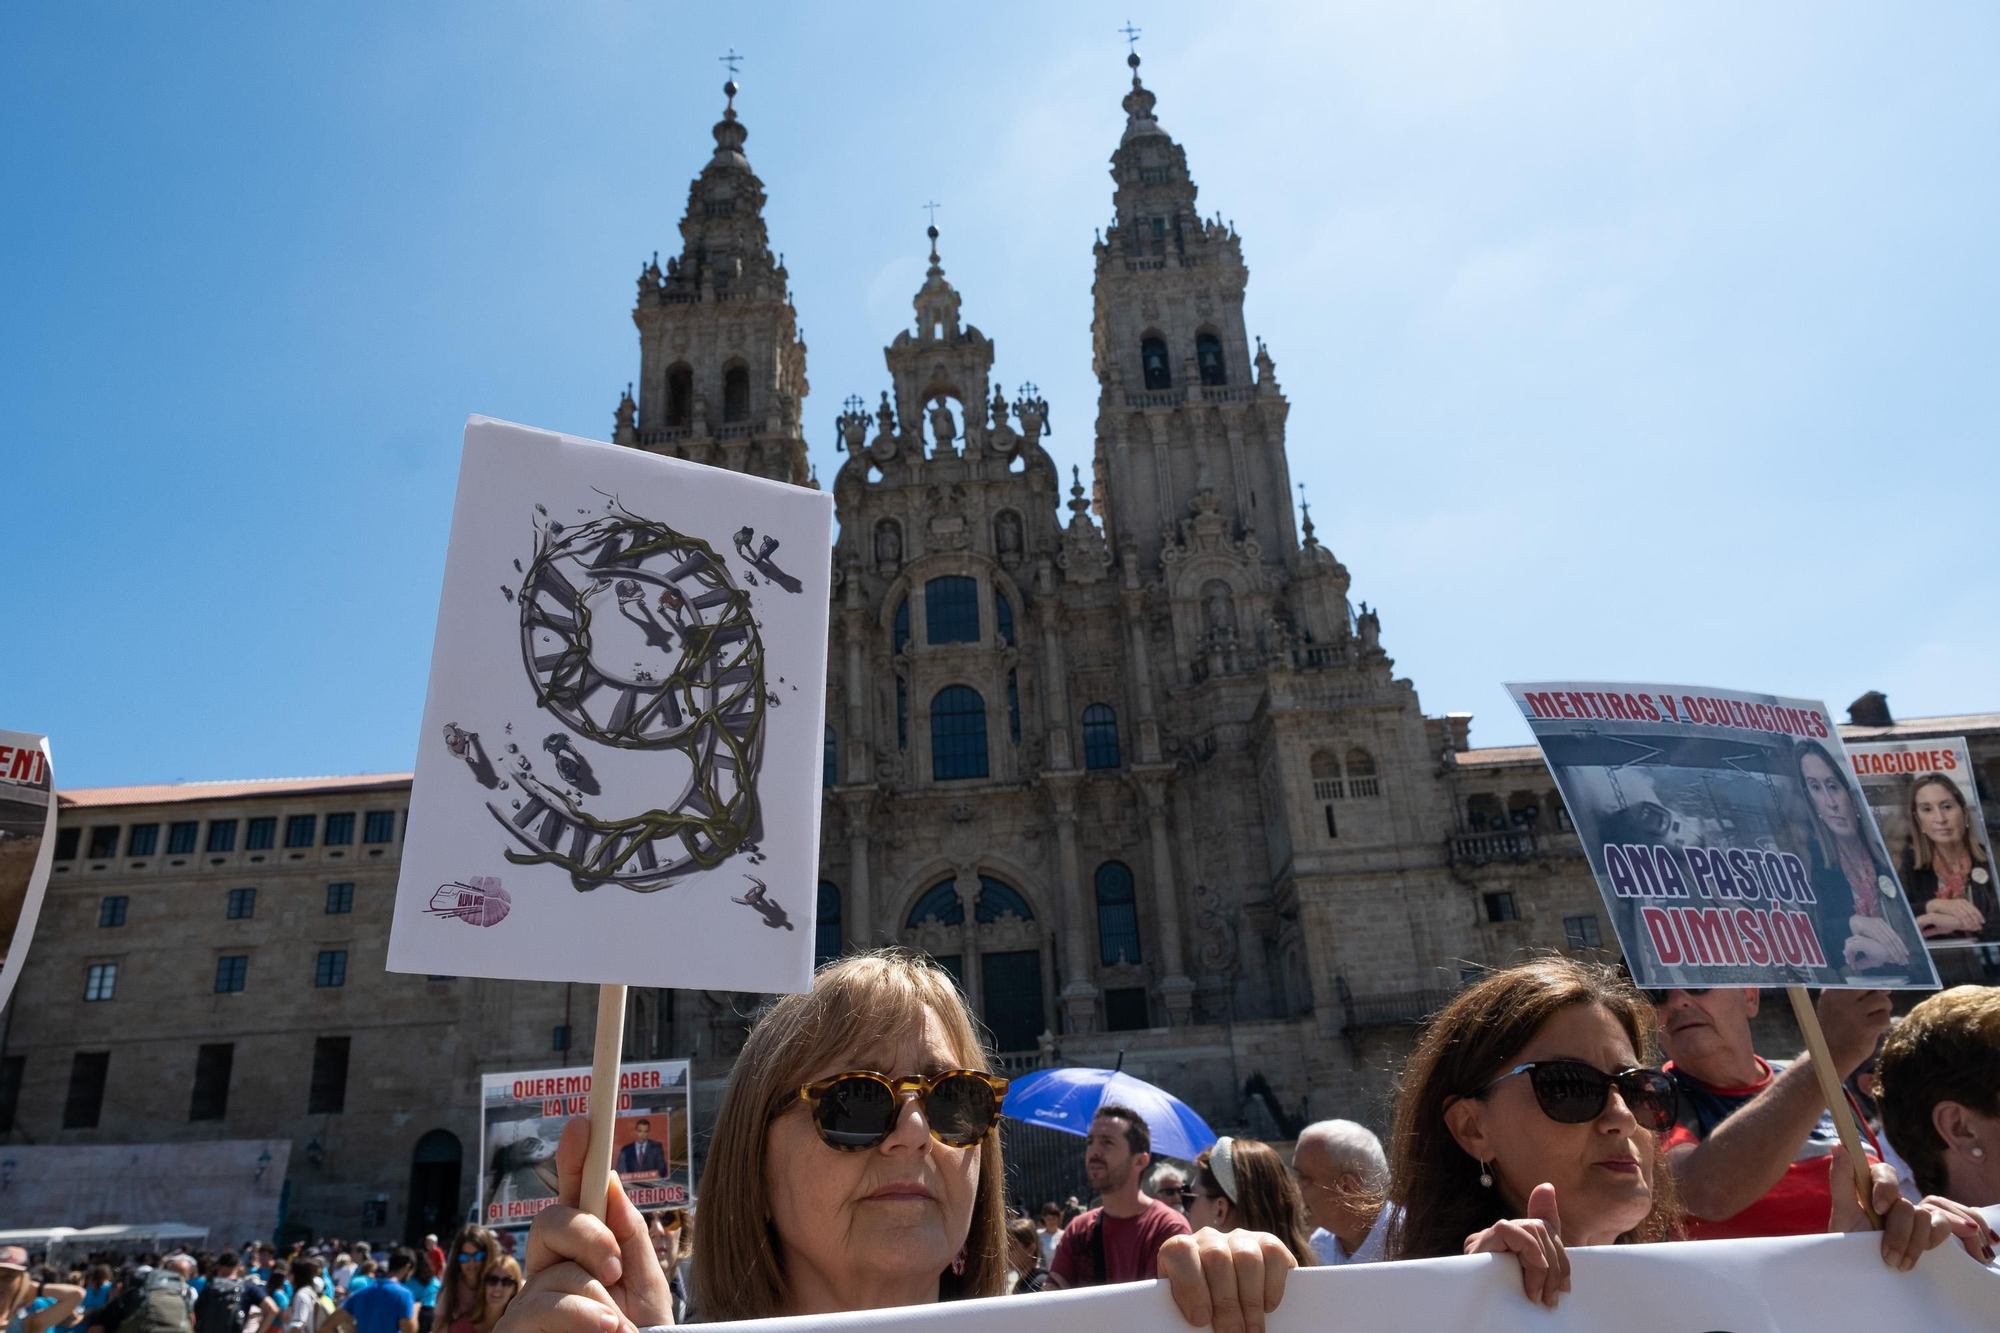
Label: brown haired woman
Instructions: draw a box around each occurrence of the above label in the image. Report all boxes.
[1388,957,1983,1307]
[1185,1138,1319,1266]
[0,1248,80,1333]
[495,949,1295,1329]
[1903,773,1999,943]
[474,1258,521,1333]
[1794,740,1923,973]
[434,1227,501,1333]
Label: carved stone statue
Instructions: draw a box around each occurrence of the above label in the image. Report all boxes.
[1203,580,1238,635]
[990,383,1009,429]
[995,510,1023,559]
[874,520,902,568]
[928,398,957,452]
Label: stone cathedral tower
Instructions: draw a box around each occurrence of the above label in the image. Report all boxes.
[614,78,811,487]
[605,59,1620,1137]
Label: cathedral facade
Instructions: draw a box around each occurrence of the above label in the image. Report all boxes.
[10,63,2000,1240]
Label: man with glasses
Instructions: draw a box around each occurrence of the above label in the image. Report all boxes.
[1650,985,1889,1238]
[1290,1120,1396,1265]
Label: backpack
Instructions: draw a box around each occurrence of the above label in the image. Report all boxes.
[119,1276,192,1333]
[192,1279,247,1333]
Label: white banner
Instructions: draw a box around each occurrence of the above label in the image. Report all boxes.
[717,1226,1999,1333]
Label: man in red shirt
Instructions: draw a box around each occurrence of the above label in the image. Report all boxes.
[1651,986,1889,1239]
[1049,1104,1192,1286]
[421,1237,445,1284]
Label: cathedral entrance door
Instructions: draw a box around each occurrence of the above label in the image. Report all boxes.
[980,950,1045,1055]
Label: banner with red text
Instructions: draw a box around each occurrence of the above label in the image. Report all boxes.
[480,1058,691,1223]
[717,1224,1998,1333]
[1509,683,1938,990]
[0,731,56,1013]
[1849,737,1998,948]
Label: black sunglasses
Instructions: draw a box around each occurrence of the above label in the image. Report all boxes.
[792,1069,1009,1151]
[1480,1060,1678,1133]
[1642,988,1711,1005]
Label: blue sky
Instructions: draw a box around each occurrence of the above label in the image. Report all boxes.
[6,2,1997,788]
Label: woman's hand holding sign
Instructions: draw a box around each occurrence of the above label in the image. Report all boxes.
[1463,1183,1572,1309]
[1829,1158,1997,1270]
[506,1118,675,1333]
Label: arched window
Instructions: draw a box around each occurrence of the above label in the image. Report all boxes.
[823,725,837,788]
[975,876,1034,923]
[665,364,693,427]
[1095,862,1141,965]
[925,576,980,644]
[995,591,1015,647]
[722,365,750,423]
[893,598,910,653]
[1082,704,1121,771]
[407,1129,464,1240]
[1346,746,1380,797]
[1141,336,1172,391]
[930,686,989,780]
[1196,332,1226,387]
[907,879,964,929]
[815,882,841,967]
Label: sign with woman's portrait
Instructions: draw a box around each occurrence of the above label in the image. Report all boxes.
[1848,737,1999,949]
[1509,682,1939,990]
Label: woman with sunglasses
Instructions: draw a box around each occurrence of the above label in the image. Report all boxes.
[474,1260,520,1333]
[434,1229,501,1333]
[498,950,1294,1332]
[1390,959,1987,1308]
[1185,1139,1319,1267]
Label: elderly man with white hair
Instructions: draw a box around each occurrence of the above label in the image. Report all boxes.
[1291,1119,1397,1264]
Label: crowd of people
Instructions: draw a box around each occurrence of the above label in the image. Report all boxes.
[8,950,1993,1333]
[0,1229,546,1333]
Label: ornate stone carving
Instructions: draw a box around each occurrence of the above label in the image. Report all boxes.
[1193,884,1240,978]
[1057,466,1112,583]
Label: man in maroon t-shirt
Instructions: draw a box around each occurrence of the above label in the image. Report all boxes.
[1651,986,1889,1239]
[1050,1104,1191,1286]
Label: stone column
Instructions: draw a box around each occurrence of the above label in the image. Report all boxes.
[842,796,873,951]
[1141,774,1195,1025]
[1047,778,1098,1033]
[1120,550,1162,763]
[840,574,871,783]
[1037,583,1074,770]
[953,864,983,1013]
[1224,414,1252,533]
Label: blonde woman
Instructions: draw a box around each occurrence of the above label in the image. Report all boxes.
[433,1228,501,1333]
[498,949,1295,1330]
[472,1259,519,1333]
[1903,773,1999,943]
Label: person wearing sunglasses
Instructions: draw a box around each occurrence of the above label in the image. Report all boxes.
[1185,1138,1319,1267]
[496,949,1297,1333]
[1388,957,1687,1307]
[641,1214,684,1324]
[1649,984,1892,1239]
[473,1261,520,1333]
[433,1229,500,1333]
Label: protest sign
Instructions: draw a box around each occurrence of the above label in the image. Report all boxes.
[720,1224,1998,1333]
[481,1059,691,1223]
[388,417,834,994]
[1508,683,1938,990]
[0,732,56,1012]
[1848,737,1998,948]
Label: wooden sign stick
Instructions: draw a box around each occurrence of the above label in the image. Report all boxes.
[1785,985,1880,1230]
[579,982,629,1222]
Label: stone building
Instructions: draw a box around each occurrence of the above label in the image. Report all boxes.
[7,63,1999,1240]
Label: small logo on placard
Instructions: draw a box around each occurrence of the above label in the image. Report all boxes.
[427,876,512,927]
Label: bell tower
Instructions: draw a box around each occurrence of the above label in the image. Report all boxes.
[614,75,811,487]
[1089,48,1296,572]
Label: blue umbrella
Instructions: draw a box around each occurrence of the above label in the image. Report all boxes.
[1001,1066,1218,1162]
